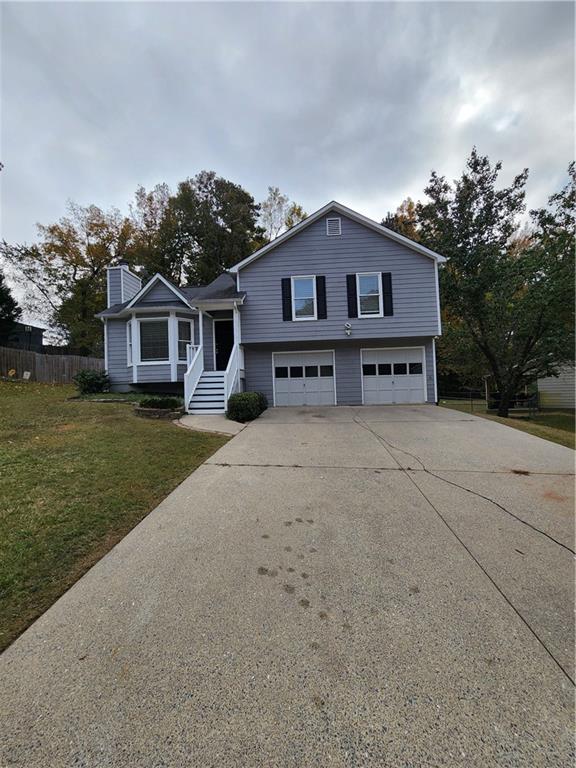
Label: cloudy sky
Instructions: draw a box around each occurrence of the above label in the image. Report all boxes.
[1,0,574,250]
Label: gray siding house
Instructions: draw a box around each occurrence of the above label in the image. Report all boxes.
[97,202,445,413]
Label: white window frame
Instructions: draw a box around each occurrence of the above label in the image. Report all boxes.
[177,319,194,362]
[137,318,170,365]
[291,275,317,321]
[356,272,383,319]
[326,217,341,236]
[126,320,133,366]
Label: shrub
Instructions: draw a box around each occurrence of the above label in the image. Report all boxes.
[138,397,182,410]
[73,369,110,395]
[226,391,268,422]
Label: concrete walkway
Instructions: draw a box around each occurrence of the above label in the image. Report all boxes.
[1,405,574,767]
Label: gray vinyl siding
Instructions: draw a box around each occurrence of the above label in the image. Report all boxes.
[238,213,439,343]
[243,337,436,405]
[107,320,130,386]
[134,281,186,306]
[537,366,576,408]
[107,270,123,307]
[121,270,141,302]
[203,315,215,371]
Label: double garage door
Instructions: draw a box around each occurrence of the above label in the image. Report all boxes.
[273,351,336,406]
[272,348,427,406]
[362,348,426,405]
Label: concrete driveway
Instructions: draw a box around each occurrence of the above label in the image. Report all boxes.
[1,405,574,767]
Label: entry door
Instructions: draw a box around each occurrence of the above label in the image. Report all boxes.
[362,348,426,404]
[273,351,336,406]
[214,320,234,370]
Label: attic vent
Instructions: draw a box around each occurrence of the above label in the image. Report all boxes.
[326,217,341,236]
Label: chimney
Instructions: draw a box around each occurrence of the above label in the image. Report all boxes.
[106,262,142,307]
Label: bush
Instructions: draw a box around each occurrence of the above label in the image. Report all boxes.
[73,369,110,395]
[226,391,268,422]
[138,397,182,410]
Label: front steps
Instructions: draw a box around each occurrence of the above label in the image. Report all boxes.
[188,371,226,414]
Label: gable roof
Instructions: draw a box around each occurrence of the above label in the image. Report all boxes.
[228,200,447,273]
[125,273,193,310]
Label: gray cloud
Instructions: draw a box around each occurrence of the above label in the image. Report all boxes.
[1,0,573,250]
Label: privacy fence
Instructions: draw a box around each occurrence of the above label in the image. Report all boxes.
[0,346,104,385]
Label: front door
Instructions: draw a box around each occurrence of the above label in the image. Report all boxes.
[214,320,234,370]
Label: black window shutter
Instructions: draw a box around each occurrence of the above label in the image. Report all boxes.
[346,274,358,318]
[382,273,393,316]
[316,276,327,319]
[281,278,292,321]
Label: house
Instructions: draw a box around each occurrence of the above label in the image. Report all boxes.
[537,366,575,408]
[97,201,445,413]
[0,321,44,353]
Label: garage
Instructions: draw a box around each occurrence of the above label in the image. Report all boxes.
[362,347,426,405]
[273,351,336,406]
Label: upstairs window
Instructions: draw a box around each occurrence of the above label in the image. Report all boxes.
[291,276,317,320]
[139,319,169,362]
[356,273,383,317]
[326,217,341,236]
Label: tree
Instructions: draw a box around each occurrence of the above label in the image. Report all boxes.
[382,197,420,241]
[416,149,574,416]
[1,202,134,354]
[259,186,307,242]
[128,183,176,280]
[0,268,21,338]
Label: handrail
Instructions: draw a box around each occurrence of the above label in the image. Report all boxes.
[184,343,203,410]
[223,343,240,406]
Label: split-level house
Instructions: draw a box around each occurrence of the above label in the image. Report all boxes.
[97,201,445,413]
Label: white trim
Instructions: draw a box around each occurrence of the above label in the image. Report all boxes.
[131,313,138,383]
[103,320,108,372]
[271,349,337,407]
[356,272,383,319]
[126,320,133,366]
[212,317,234,370]
[360,346,427,405]
[169,311,177,382]
[434,260,442,335]
[290,275,318,321]
[432,338,438,403]
[125,273,194,311]
[229,201,447,273]
[136,317,170,365]
[177,318,194,364]
[326,217,341,236]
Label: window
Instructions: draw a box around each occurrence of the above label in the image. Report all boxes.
[378,363,392,375]
[319,365,333,377]
[127,322,133,366]
[291,276,317,320]
[139,320,169,362]
[409,362,423,375]
[394,363,407,375]
[357,274,383,317]
[305,365,318,378]
[290,366,304,378]
[362,363,377,376]
[326,217,341,236]
[178,320,193,361]
[275,366,288,379]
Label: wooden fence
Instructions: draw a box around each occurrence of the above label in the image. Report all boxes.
[0,346,104,384]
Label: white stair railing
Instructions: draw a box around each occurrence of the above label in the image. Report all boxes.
[184,343,203,411]
[223,343,240,408]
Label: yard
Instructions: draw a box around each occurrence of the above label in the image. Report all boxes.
[439,398,575,449]
[0,381,227,651]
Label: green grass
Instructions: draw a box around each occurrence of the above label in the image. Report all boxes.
[439,399,575,449]
[0,381,227,651]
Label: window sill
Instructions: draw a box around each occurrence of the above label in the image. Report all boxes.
[291,316,318,322]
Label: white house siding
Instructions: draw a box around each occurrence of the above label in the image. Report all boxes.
[537,367,575,408]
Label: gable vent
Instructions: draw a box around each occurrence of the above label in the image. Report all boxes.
[326,217,341,236]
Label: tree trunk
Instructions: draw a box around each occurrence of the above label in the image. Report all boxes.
[497,388,512,418]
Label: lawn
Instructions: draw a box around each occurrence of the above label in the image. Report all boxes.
[439,398,575,449]
[0,381,228,651]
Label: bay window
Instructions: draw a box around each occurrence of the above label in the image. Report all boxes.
[139,319,169,362]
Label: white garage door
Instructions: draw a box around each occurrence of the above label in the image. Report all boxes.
[362,348,426,405]
[273,351,336,406]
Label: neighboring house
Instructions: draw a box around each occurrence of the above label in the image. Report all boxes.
[537,366,575,408]
[97,201,445,413]
[0,321,44,353]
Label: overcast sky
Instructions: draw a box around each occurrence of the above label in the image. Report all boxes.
[1,1,574,250]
